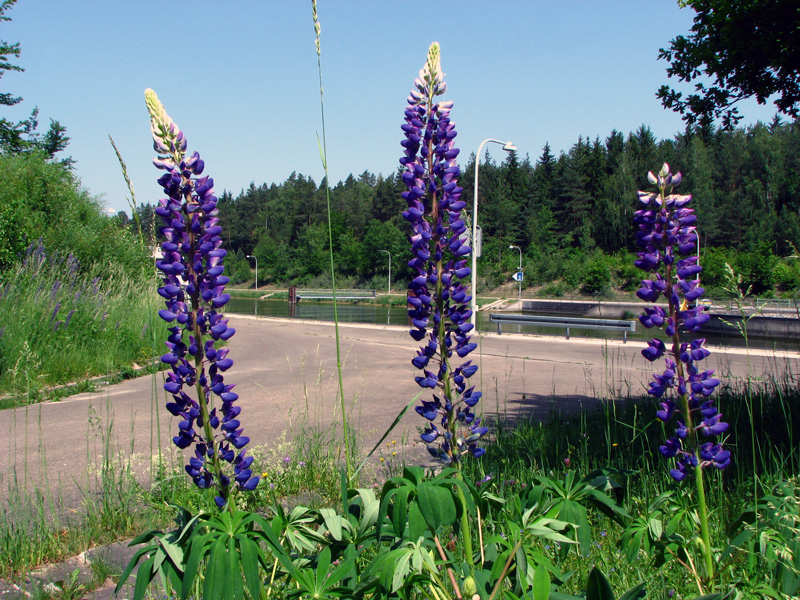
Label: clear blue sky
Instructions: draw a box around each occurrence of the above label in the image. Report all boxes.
[4,1,778,215]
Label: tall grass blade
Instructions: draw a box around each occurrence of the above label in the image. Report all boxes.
[310,0,351,478]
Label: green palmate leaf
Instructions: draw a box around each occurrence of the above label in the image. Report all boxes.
[127,529,161,547]
[585,567,614,600]
[290,569,315,597]
[283,507,326,553]
[163,556,183,593]
[376,548,406,592]
[319,507,344,541]
[515,543,529,590]
[618,582,647,600]
[182,530,214,600]
[156,535,183,573]
[647,516,663,540]
[204,536,226,600]
[417,482,457,529]
[241,513,296,578]
[115,544,153,596]
[377,486,398,542]
[557,500,591,554]
[402,465,425,485]
[392,550,412,593]
[317,546,332,582]
[348,488,381,541]
[231,536,245,600]
[393,487,410,537]
[238,534,261,600]
[623,527,647,563]
[133,555,156,600]
[408,501,427,540]
[584,487,631,523]
[532,562,551,600]
[322,549,357,590]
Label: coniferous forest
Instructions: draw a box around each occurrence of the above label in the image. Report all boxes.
[126,119,800,298]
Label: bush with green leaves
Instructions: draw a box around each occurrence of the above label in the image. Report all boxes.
[0,152,150,276]
[582,256,612,295]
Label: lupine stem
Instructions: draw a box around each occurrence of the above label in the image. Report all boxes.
[694,461,714,584]
[454,475,474,571]
[185,202,229,507]
[667,279,713,585]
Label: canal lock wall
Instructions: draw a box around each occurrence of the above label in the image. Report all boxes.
[514,299,800,341]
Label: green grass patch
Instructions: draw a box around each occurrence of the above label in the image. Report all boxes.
[0,246,160,405]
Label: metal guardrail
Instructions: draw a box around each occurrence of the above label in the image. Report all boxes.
[700,297,800,314]
[489,314,637,343]
[294,289,377,301]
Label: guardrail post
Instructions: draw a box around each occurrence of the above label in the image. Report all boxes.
[565,326,569,340]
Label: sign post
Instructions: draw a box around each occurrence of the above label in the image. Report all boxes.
[512,270,523,303]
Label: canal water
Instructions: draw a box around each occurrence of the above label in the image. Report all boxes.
[225,298,796,350]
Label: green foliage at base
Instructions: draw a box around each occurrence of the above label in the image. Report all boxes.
[2,376,798,598]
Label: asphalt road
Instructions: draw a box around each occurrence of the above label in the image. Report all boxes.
[1,316,796,512]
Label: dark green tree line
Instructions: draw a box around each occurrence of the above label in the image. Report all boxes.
[129,118,800,295]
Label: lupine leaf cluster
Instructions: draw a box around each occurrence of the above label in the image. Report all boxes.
[147,89,258,508]
[634,163,730,482]
[399,43,486,465]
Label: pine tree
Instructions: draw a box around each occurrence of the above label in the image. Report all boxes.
[1,1,71,160]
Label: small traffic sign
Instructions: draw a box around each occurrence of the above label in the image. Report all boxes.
[512,271,523,282]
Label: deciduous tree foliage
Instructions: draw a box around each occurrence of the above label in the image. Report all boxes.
[658,0,800,128]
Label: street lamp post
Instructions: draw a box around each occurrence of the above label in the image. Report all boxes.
[471,138,516,326]
[378,249,392,295]
[246,254,258,291]
[509,245,522,303]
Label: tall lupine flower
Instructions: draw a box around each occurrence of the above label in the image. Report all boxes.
[400,43,486,465]
[146,89,258,508]
[634,163,730,483]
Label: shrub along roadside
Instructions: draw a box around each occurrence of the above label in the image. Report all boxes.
[0,153,149,277]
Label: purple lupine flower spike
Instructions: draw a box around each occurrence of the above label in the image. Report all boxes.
[145,89,258,507]
[634,163,729,482]
[400,43,486,464]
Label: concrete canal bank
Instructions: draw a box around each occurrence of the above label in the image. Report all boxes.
[506,298,800,341]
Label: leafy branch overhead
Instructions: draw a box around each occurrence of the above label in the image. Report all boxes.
[658,0,800,128]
